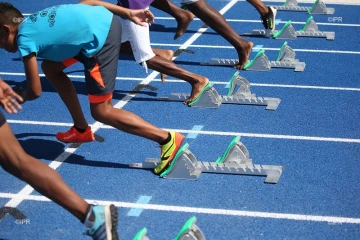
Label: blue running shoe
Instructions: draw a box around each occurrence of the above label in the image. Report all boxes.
[86,205,119,240]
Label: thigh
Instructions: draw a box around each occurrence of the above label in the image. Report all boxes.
[0,112,24,165]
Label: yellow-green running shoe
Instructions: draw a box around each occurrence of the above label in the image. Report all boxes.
[154,131,185,175]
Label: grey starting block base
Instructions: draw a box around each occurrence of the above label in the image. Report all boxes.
[158,73,281,110]
[202,42,305,72]
[129,137,284,184]
[270,0,335,15]
[133,216,206,240]
[244,17,335,40]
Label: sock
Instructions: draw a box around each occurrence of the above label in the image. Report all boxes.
[83,205,95,228]
[74,125,87,133]
[159,132,171,146]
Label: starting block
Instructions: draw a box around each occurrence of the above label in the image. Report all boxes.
[202,42,306,72]
[270,0,335,15]
[129,136,284,184]
[244,16,335,40]
[133,216,206,240]
[158,72,281,110]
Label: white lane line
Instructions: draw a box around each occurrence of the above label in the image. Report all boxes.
[7,120,360,144]
[2,72,360,92]
[0,193,359,224]
[147,129,360,144]
[150,43,360,55]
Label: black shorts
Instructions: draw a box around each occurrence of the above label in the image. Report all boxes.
[0,111,6,128]
[62,16,122,103]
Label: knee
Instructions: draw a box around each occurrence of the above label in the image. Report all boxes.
[90,105,109,123]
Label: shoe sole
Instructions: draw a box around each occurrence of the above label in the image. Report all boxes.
[105,205,119,240]
[156,133,185,175]
[56,135,95,143]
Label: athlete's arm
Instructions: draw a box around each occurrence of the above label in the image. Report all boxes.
[22,53,42,101]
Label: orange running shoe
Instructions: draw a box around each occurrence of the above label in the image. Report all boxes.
[154,131,185,175]
[56,126,95,143]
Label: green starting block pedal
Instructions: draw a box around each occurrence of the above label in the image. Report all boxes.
[133,216,206,240]
[201,42,305,72]
[244,16,335,40]
[174,216,206,240]
[158,72,281,110]
[129,136,284,184]
[133,228,149,240]
[270,0,335,15]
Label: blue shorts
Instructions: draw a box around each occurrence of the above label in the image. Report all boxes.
[62,16,122,104]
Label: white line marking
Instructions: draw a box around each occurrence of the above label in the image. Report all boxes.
[3,0,238,216]
[150,43,360,55]
[163,128,353,143]
[7,119,360,144]
[7,119,73,127]
[0,193,359,224]
[153,129,360,144]
[2,72,360,92]
[224,19,360,27]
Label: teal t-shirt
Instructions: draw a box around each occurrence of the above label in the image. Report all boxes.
[17,4,113,61]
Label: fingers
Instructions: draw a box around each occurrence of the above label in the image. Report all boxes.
[1,101,16,114]
[145,10,155,23]
[6,101,19,114]
[9,97,22,111]
[13,91,24,103]
[0,96,23,114]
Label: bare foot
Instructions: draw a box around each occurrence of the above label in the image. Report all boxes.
[184,77,210,105]
[234,40,253,70]
[174,11,195,40]
[158,50,174,83]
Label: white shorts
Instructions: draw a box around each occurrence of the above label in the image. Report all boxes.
[118,17,155,65]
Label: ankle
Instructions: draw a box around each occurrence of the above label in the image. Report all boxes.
[159,132,171,145]
[83,204,95,228]
[259,6,269,17]
[74,125,88,133]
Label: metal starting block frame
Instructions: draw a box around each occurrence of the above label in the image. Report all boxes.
[133,216,206,240]
[270,0,335,15]
[129,136,284,184]
[202,42,305,72]
[244,16,335,40]
[158,72,281,110]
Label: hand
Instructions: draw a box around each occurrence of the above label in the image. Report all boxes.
[0,81,24,114]
[129,9,155,27]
